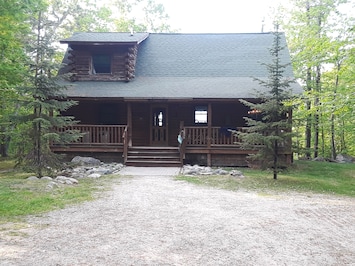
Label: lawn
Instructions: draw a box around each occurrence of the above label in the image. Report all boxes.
[1,159,354,224]
[177,160,355,197]
[0,159,121,223]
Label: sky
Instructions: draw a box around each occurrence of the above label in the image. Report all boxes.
[159,0,286,33]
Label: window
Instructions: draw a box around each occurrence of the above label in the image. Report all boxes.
[92,54,111,74]
[195,106,208,124]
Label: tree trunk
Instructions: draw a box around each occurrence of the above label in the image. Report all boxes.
[313,65,321,158]
[331,61,341,160]
[305,68,312,159]
[273,139,278,180]
[331,113,336,160]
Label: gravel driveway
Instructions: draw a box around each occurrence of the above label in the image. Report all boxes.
[1,167,355,265]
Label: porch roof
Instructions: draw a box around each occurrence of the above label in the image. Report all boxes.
[61,77,301,99]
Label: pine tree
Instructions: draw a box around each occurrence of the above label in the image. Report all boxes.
[238,25,295,180]
[18,4,81,177]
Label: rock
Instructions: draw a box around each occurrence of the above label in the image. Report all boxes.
[213,169,229,175]
[90,166,112,175]
[27,176,39,180]
[41,176,53,181]
[313,157,326,162]
[336,154,354,163]
[55,176,79,185]
[71,156,101,166]
[58,162,124,179]
[47,181,59,190]
[182,165,243,177]
[230,170,245,178]
[87,173,102,179]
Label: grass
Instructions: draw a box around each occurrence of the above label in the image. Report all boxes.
[0,159,121,224]
[1,159,354,224]
[177,160,355,197]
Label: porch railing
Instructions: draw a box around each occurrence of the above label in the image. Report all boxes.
[55,124,127,145]
[184,126,247,146]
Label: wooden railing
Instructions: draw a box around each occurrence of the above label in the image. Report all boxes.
[184,126,247,146]
[55,124,127,145]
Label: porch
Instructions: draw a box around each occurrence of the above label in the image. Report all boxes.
[51,124,261,166]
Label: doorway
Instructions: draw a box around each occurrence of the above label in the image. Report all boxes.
[151,106,168,146]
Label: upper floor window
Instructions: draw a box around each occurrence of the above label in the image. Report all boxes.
[92,54,111,74]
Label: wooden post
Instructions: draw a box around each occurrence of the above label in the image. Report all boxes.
[127,102,132,147]
[207,103,212,166]
[179,121,186,165]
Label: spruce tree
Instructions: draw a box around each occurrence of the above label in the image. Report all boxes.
[239,24,294,180]
[18,4,81,177]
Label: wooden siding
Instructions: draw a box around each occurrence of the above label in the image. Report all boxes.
[63,101,127,125]
[68,44,138,81]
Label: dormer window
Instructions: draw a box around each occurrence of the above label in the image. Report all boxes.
[92,54,111,74]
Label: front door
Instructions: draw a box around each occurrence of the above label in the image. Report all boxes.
[151,106,168,146]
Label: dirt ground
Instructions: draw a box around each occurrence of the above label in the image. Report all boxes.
[1,167,355,266]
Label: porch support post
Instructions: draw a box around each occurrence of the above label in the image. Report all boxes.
[207,103,212,167]
[127,102,132,147]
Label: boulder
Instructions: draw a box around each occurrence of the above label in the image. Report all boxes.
[27,176,39,180]
[55,176,79,185]
[87,173,102,179]
[71,156,101,166]
[313,157,326,162]
[182,164,244,177]
[47,181,59,190]
[230,170,245,178]
[41,176,53,181]
[213,169,229,175]
[336,154,355,163]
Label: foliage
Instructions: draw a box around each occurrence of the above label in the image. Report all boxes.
[282,0,355,158]
[0,0,175,158]
[238,26,294,179]
[0,0,31,157]
[111,0,175,32]
[177,160,355,197]
[15,1,81,177]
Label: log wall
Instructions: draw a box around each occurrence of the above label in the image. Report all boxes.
[68,44,138,81]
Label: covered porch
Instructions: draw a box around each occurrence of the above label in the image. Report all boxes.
[51,99,292,166]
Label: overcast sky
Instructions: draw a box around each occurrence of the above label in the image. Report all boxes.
[160,0,286,33]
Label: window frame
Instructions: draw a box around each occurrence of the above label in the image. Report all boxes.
[91,54,112,74]
[194,105,208,125]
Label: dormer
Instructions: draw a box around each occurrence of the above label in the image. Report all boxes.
[60,32,149,82]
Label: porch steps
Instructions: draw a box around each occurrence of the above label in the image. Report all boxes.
[125,146,181,167]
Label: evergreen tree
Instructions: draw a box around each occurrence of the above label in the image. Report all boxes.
[18,2,81,177]
[238,25,294,180]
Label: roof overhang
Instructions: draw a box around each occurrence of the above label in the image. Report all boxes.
[60,32,149,45]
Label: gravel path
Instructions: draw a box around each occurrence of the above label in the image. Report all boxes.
[1,167,355,265]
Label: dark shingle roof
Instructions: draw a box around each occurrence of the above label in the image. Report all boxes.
[135,33,294,78]
[60,32,302,99]
[60,32,149,44]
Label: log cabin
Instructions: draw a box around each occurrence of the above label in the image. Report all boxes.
[53,32,302,167]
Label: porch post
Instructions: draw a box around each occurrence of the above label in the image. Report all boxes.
[127,102,132,147]
[207,103,212,166]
